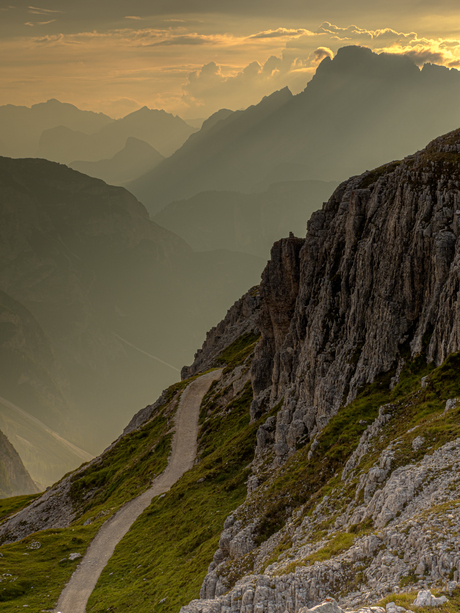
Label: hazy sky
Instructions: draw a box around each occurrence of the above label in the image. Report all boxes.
[2,0,460,118]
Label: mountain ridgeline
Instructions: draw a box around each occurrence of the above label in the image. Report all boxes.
[3,129,460,611]
[0,157,264,485]
[128,46,460,215]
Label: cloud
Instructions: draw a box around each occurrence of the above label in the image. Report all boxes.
[182,54,313,114]
[403,47,447,66]
[311,47,334,63]
[249,28,314,40]
[28,6,62,14]
[31,33,64,44]
[125,16,142,20]
[149,35,215,47]
[317,22,416,44]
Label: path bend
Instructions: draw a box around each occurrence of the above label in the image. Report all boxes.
[55,369,222,613]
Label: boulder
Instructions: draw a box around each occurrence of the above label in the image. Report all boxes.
[412,589,448,607]
[309,597,344,613]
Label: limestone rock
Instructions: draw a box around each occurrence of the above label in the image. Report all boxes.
[412,436,425,452]
[444,398,459,413]
[68,552,82,561]
[310,597,344,613]
[412,589,448,607]
[251,128,460,442]
[182,288,261,379]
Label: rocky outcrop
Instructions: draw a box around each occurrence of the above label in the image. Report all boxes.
[183,430,460,613]
[251,237,304,399]
[252,129,460,439]
[183,129,460,613]
[182,288,261,379]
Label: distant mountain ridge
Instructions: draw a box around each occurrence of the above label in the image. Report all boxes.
[153,180,338,258]
[69,137,164,185]
[128,46,460,214]
[0,156,264,483]
[0,98,112,158]
[0,429,39,498]
[38,106,198,163]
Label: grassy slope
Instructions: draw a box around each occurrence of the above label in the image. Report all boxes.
[86,382,257,613]
[0,388,176,610]
[2,334,460,611]
[0,333,259,611]
[214,351,460,590]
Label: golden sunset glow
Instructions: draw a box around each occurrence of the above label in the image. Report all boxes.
[2,2,460,118]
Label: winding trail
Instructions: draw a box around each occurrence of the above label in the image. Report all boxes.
[55,369,222,613]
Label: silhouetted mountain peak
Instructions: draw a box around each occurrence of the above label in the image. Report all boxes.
[258,86,292,108]
[123,136,160,151]
[313,45,419,82]
[200,108,234,133]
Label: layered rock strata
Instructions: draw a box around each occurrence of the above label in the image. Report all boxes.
[251,130,460,454]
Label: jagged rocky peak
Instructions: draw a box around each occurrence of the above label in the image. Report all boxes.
[251,128,460,446]
[181,286,262,379]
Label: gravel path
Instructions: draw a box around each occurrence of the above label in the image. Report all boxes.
[55,369,222,613]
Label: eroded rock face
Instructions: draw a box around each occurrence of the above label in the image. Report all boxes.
[182,288,261,379]
[251,238,304,399]
[252,130,460,435]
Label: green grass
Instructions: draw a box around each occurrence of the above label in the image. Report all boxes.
[0,524,100,608]
[0,376,182,611]
[359,160,401,188]
[281,532,356,575]
[86,381,260,613]
[215,332,260,370]
[3,340,460,611]
[378,587,460,612]
[0,494,40,523]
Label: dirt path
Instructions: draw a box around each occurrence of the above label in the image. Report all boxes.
[55,369,222,613]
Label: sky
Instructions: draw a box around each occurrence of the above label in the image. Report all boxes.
[2,0,460,119]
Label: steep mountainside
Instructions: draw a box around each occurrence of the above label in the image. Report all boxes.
[69,137,165,185]
[0,157,264,482]
[0,290,93,486]
[0,430,39,498]
[4,129,460,613]
[38,106,198,163]
[128,46,460,214]
[0,99,112,159]
[153,181,338,258]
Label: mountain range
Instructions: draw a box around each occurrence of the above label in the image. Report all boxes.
[127,46,460,215]
[38,105,197,163]
[69,137,165,186]
[153,180,337,258]
[0,156,264,485]
[3,127,460,612]
[0,99,112,159]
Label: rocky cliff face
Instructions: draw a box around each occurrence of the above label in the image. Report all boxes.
[251,129,460,455]
[180,128,460,613]
[181,287,261,379]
